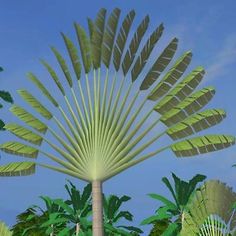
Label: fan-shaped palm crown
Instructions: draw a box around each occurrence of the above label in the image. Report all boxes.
[181,180,236,236]
[0,8,234,180]
[0,8,235,236]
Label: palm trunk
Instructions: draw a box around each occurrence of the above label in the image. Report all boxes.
[76,222,80,236]
[92,180,104,236]
[50,224,53,236]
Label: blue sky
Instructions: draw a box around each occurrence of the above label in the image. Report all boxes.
[0,0,236,234]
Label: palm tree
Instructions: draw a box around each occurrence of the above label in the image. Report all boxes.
[103,194,143,235]
[51,181,93,235]
[141,173,206,235]
[180,180,236,236]
[0,221,12,236]
[0,8,235,235]
[0,67,14,130]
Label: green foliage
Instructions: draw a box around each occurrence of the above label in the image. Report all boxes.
[148,219,171,236]
[103,194,143,235]
[0,67,14,130]
[0,221,12,236]
[141,173,206,235]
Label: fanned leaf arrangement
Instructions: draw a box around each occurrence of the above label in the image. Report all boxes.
[0,8,234,182]
[180,180,236,236]
[0,221,12,236]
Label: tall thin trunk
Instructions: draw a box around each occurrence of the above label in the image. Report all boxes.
[50,224,53,236]
[92,180,104,236]
[76,222,80,236]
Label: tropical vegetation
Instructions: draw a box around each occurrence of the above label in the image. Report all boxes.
[0,8,235,236]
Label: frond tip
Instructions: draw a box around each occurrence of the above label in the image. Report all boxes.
[171,135,235,157]
[0,162,36,177]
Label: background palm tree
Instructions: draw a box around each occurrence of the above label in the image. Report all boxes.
[0,67,14,130]
[141,173,206,235]
[103,194,143,235]
[180,180,236,236]
[0,221,12,236]
[0,8,235,235]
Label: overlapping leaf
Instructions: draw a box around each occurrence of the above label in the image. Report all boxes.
[131,23,164,82]
[122,15,149,75]
[167,109,226,140]
[113,10,135,71]
[17,90,52,120]
[102,8,121,68]
[140,37,178,90]
[171,135,235,157]
[0,162,35,177]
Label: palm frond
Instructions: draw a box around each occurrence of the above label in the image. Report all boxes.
[27,72,59,106]
[0,90,13,103]
[171,135,235,157]
[4,123,43,145]
[0,162,35,177]
[10,105,48,133]
[50,47,73,87]
[17,90,53,120]
[140,38,178,90]
[91,8,107,69]
[61,33,81,80]
[131,23,164,82]
[102,8,121,68]
[113,10,135,71]
[0,142,39,158]
[160,87,215,126]
[148,51,192,101]
[74,23,92,74]
[167,109,226,140]
[122,15,149,75]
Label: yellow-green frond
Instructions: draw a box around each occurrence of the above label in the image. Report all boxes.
[0,162,36,177]
[4,123,43,145]
[10,105,48,133]
[17,90,53,119]
[171,135,235,157]
[0,142,39,158]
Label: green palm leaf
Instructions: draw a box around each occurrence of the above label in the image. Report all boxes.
[4,123,43,145]
[171,135,235,157]
[74,23,92,74]
[167,109,226,140]
[50,47,73,87]
[61,33,81,80]
[160,87,215,126]
[0,90,13,103]
[17,90,52,120]
[102,8,121,68]
[27,72,59,107]
[0,162,35,177]
[91,8,106,69]
[131,23,164,82]
[0,142,39,158]
[140,37,178,90]
[154,66,205,113]
[148,51,192,101]
[122,15,149,75]
[10,105,48,133]
[113,10,135,71]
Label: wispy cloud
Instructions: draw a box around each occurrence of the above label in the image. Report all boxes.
[205,34,236,82]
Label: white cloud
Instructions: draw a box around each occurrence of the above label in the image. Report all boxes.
[205,34,236,82]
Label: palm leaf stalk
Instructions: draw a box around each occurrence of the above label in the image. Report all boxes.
[0,8,235,236]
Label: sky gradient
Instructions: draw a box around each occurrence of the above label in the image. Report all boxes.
[0,0,236,234]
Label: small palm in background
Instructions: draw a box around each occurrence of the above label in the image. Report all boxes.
[141,173,206,235]
[103,194,143,235]
[0,67,13,130]
[181,180,236,236]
